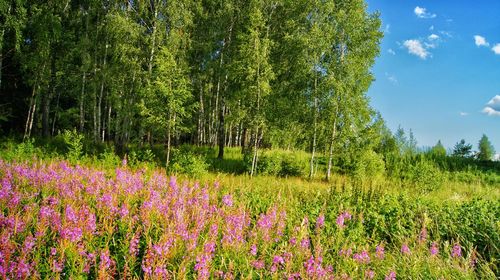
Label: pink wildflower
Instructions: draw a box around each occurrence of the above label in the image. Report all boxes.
[401,243,411,255]
[385,271,396,280]
[430,242,439,256]
[376,244,385,259]
[222,195,233,207]
[251,260,265,270]
[316,214,325,229]
[336,211,352,228]
[250,244,257,256]
[451,243,461,258]
[353,250,371,264]
[365,269,375,279]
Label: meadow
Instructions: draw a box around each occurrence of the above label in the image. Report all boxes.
[2,1,499,279]
[0,139,499,279]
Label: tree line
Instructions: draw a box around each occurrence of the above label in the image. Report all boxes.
[0,0,386,176]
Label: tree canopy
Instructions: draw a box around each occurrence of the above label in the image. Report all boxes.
[477,134,495,161]
[1,0,385,172]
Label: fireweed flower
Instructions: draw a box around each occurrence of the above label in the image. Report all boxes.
[204,241,216,255]
[365,269,375,279]
[385,271,396,280]
[300,238,310,250]
[195,250,213,280]
[222,195,233,207]
[99,249,114,271]
[141,249,154,276]
[251,260,265,270]
[469,250,478,268]
[430,242,439,256]
[401,243,411,255]
[419,227,428,243]
[52,259,64,273]
[451,243,462,258]
[283,252,293,262]
[339,248,352,257]
[16,259,32,278]
[353,250,371,264]
[273,255,285,266]
[250,244,257,256]
[376,244,385,259]
[316,214,325,229]
[22,236,36,254]
[304,255,327,278]
[336,211,352,228]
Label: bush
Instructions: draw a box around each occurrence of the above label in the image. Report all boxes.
[61,129,84,162]
[243,149,308,177]
[279,153,306,177]
[170,149,208,177]
[352,150,385,179]
[98,147,121,168]
[406,160,444,192]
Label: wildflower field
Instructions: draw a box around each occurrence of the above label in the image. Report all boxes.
[0,155,498,279]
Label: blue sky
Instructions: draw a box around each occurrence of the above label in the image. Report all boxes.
[365,0,500,153]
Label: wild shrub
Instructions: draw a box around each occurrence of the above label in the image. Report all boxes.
[170,149,208,177]
[406,160,444,192]
[61,129,84,162]
[243,149,309,177]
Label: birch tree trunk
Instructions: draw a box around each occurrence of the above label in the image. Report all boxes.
[97,39,108,142]
[326,116,337,181]
[79,72,86,132]
[309,77,318,179]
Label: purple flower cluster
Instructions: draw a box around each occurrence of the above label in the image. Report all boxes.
[336,211,352,228]
[451,243,462,258]
[430,242,439,256]
[353,250,371,264]
[0,159,476,278]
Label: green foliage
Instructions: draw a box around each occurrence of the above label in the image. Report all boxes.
[61,129,84,162]
[430,140,447,158]
[453,139,473,158]
[99,148,121,168]
[170,149,209,177]
[243,149,309,177]
[406,159,444,192]
[352,150,386,179]
[0,138,40,161]
[477,134,495,161]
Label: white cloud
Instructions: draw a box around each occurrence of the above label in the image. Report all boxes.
[429,25,434,31]
[459,112,469,117]
[482,107,500,116]
[414,6,437,19]
[428,34,439,41]
[492,43,500,55]
[385,72,398,85]
[474,35,489,47]
[439,31,453,38]
[403,39,430,59]
[483,95,500,116]
[487,95,500,109]
[384,24,391,34]
[388,48,396,55]
[425,42,437,49]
